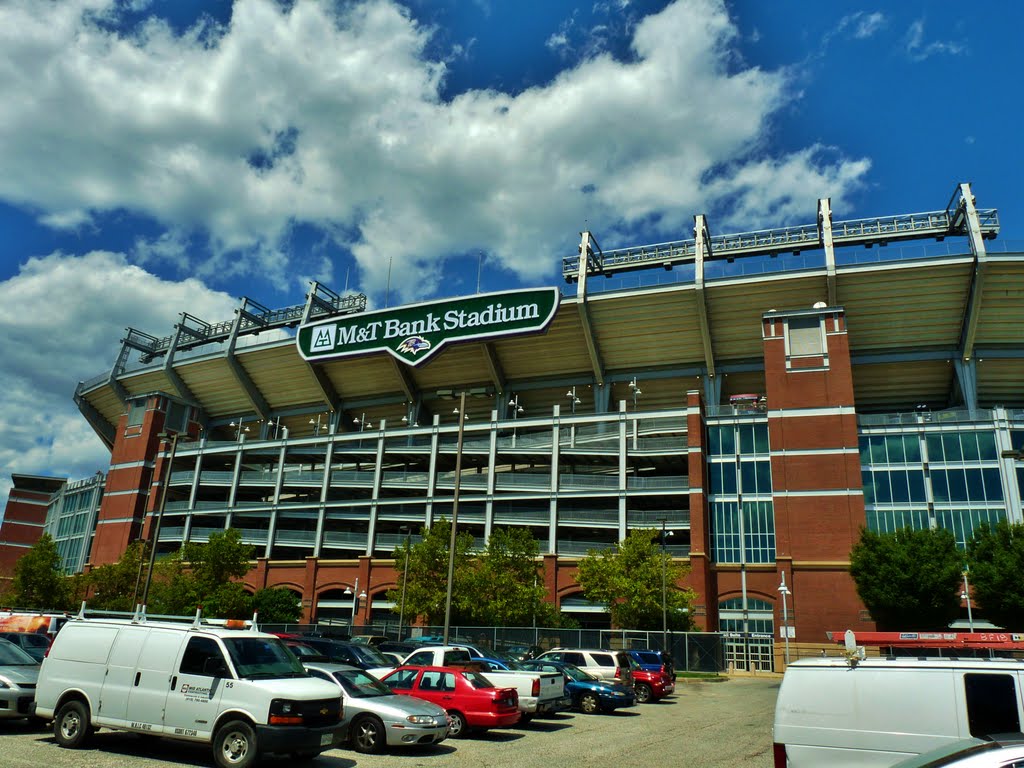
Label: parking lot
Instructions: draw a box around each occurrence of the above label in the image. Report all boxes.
[0,675,780,768]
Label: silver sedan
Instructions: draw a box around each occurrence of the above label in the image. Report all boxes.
[304,662,449,754]
[0,638,40,719]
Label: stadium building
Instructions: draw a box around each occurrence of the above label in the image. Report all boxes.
[3,182,1023,668]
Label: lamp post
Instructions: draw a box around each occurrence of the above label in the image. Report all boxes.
[309,413,325,436]
[508,394,523,447]
[443,391,468,645]
[778,572,792,666]
[628,377,642,410]
[138,431,185,608]
[659,520,673,653]
[566,387,581,446]
[344,578,366,633]
[962,568,975,632]
[229,417,250,440]
[398,526,411,640]
[353,413,373,432]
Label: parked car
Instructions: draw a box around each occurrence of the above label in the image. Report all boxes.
[298,637,394,677]
[349,635,389,647]
[281,639,331,662]
[534,648,634,686]
[890,736,1024,768]
[0,637,40,720]
[497,643,543,661]
[380,665,520,737]
[378,641,419,657]
[521,659,636,714]
[304,662,449,753]
[0,631,51,663]
[628,648,675,678]
[402,645,475,667]
[380,651,406,666]
[451,657,570,720]
[631,666,675,703]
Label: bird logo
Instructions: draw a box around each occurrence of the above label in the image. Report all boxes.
[397,336,431,355]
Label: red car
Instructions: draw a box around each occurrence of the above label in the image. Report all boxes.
[379,665,520,737]
[631,667,675,703]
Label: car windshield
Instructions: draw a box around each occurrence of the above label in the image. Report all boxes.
[0,640,38,666]
[335,669,393,698]
[349,644,390,665]
[487,650,518,664]
[223,637,308,679]
[560,664,597,682]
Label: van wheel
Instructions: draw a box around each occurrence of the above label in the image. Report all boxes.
[579,693,601,714]
[213,719,258,768]
[635,683,652,703]
[351,714,385,754]
[54,700,93,748]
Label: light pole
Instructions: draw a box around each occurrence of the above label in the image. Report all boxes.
[566,387,581,446]
[399,526,411,640]
[659,520,673,652]
[138,431,185,607]
[229,417,251,440]
[353,413,373,432]
[778,572,792,666]
[508,394,523,447]
[962,568,975,632]
[628,377,642,410]
[309,413,325,436]
[345,578,366,634]
[443,391,468,645]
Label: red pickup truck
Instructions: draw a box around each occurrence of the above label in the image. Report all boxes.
[380,665,520,737]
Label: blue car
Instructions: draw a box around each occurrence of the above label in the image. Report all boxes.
[628,649,675,678]
[520,659,636,714]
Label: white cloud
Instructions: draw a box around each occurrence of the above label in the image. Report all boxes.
[0,0,869,303]
[904,19,966,61]
[0,251,239,514]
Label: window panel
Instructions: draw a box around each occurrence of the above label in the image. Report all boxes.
[908,471,927,503]
[961,433,980,462]
[890,471,910,503]
[886,435,906,463]
[977,432,997,461]
[721,427,735,456]
[859,437,870,465]
[904,435,921,463]
[755,461,772,495]
[754,425,769,454]
[932,470,949,503]
[739,425,754,455]
[874,472,892,503]
[965,469,985,502]
[870,436,888,465]
[926,434,944,463]
[740,462,756,495]
[948,468,968,502]
[943,433,964,462]
[709,428,722,456]
[982,468,1003,502]
[862,471,875,505]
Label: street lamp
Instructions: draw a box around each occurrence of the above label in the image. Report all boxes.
[508,394,523,447]
[138,431,187,607]
[628,377,642,410]
[353,413,373,432]
[267,418,282,439]
[778,572,792,666]
[229,417,251,440]
[961,568,975,632]
[659,520,673,652]
[309,413,326,436]
[566,387,581,447]
[398,526,411,640]
[344,578,367,633]
[443,391,468,645]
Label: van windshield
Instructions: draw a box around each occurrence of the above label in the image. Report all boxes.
[223,637,307,679]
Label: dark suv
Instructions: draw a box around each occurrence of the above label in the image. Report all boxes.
[300,636,394,671]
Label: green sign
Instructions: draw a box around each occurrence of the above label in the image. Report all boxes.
[297,287,560,366]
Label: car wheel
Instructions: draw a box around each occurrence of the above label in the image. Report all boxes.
[351,714,386,754]
[213,719,259,768]
[447,710,469,738]
[579,693,601,714]
[519,713,533,724]
[635,683,653,704]
[54,700,93,748]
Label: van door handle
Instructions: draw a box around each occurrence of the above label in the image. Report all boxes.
[170,675,177,691]
[134,672,141,687]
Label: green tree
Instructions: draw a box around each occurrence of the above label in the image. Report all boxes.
[86,541,148,611]
[466,527,564,627]
[849,526,962,630]
[384,518,476,626]
[146,529,256,617]
[253,587,302,624]
[966,520,1024,630]
[575,529,696,630]
[11,534,72,610]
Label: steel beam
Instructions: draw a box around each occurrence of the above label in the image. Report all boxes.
[576,231,606,387]
[694,214,717,383]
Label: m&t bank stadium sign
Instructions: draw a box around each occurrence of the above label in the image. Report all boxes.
[297,287,560,367]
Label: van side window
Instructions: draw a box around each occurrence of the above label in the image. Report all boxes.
[180,637,228,677]
[593,654,614,667]
[964,673,1021,736]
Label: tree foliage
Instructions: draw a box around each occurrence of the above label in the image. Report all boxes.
[86,541,148,611]
[386,523,573,628]
[253,587,303,624]
[11,534,74,611]
[849,526,962,631]
[385,518,476,626]
[575,529,696,630]
[966,520,1024,630]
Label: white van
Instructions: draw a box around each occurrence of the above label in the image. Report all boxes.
[773,655,1024,768]
[34,610,346,768]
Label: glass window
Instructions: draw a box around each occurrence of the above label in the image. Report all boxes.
[861,471,875,505]
[890,471,910,503]
[964,674,1021,737]
[180,637,228,677]
[739,426,754,455]
[384,668,419,690]
[886,435,905,463]
[874,473,892,503]
[948,469,968,502]
[754,425,769,454]
[1011,430,1024,453]
[977,431,997,460]
[709,428,722,456]
[720,427,735,456]
[926,434,944,463]
[870,436,887,465]
[908,471,927,503]
[755,461,772,495]
[859,437,870,465]
[788,316,823,355]
[740,462,757,495]
[961,433,980,462]
[127,400,146,427]
[932,470,949,502]
[904,435,921,463]
[943,433,964,462]
[965,469,985,502]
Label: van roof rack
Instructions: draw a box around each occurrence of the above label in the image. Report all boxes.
[69,602,259,630]
[828,629,1024,651]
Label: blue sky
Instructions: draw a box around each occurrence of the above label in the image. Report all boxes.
[1,0,1022,517]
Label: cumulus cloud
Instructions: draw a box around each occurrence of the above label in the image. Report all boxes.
[0,251,238,513]
[0,0,869,305]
